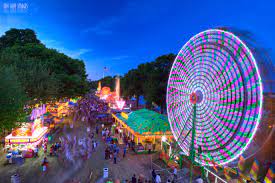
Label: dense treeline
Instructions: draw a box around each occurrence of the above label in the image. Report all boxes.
[0,28,88,132]
[90,53,176,113]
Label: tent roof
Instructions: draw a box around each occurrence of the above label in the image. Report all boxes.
[116,109,171,135]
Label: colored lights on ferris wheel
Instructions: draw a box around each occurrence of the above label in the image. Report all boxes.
[166,29,263,166]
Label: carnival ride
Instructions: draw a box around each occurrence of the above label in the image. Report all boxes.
[166,29,264,181]
[96,76,126,110]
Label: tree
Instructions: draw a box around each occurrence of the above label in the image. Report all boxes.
[143,54,175,113]
[0,28,40,50]
[122,69,144,108]
[0,28,89,133]
[0,28,89,102]
[100,76,115,90]
[0,66,27,133]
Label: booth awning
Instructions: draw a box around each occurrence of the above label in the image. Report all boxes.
[115,109,171,136]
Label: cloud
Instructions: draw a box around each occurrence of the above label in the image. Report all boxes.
[56,48,91,59]
[41,39,91,59]
[0,26,8,36]
[82,17,119,35]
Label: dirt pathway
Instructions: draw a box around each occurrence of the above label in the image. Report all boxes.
[0,120,152,183]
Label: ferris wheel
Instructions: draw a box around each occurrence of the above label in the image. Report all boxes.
[166,29,263,166]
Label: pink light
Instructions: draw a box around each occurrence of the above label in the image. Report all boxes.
[116,100,125,110]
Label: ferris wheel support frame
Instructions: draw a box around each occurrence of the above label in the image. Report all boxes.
[189,102,207,182]
[189,104,196,182]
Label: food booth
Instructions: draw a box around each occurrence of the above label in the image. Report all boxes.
[5,118,48,151]
[112,109,173,154]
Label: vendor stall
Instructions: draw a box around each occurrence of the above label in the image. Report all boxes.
[112,109,173,154]
[47,104,58,117]
[5,118,48,151]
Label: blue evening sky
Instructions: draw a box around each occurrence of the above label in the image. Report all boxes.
[0,0,274,80]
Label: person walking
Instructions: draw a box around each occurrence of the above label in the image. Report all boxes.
[173,167,177,180]
[113,151,117,164]
[113,143,117,152]
[34,145,39,157]
[41,157,49,172]
[132,174,137,183]
[155,174,161,183]
[152,169,156,182]
[105,148,108,160]
[43,143,47,154]
[96,125,99,134]
[116,146,120,154]
[54,143,58,156]
[195,176,203,183]
[93,141,97,151]
[123,146,127,158]
[148,143,152,154]
[50,145,54,156]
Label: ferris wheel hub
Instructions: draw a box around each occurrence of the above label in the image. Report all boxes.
[190,90,203,104]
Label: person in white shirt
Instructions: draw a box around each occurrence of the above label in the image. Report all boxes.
[195,177,203,183]
[106,129,109,136]
[155,174,161,183]
[173,167,177,179]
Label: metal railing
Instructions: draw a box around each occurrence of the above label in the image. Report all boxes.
[204,167,227,183]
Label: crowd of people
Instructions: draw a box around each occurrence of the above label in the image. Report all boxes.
[101,126,127,164]
[73,94,109,123]
[36,93,178,182]
[57,127,98,168]
[34,121,99,173]
[32,137,62,172]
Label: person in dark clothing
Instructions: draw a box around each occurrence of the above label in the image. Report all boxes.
[131,140,135,151]
[105,148,108,160]
[132,174,137,183]
[54,143,58,156]
[152,169,156,182]
[123,146,127,158]
[148,143,152,154]
[113,152,117,164]
[50,145,54,156]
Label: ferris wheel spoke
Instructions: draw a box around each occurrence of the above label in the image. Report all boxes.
[177,128,192,147]
[168,85,190,95]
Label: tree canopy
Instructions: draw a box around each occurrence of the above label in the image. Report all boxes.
[0,28,88,101]
[0,28,89,132]
[0,66,27,132]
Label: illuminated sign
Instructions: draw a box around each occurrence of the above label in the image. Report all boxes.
[116,100,125,110]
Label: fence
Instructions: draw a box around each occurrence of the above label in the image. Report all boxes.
[150,153,228,183]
